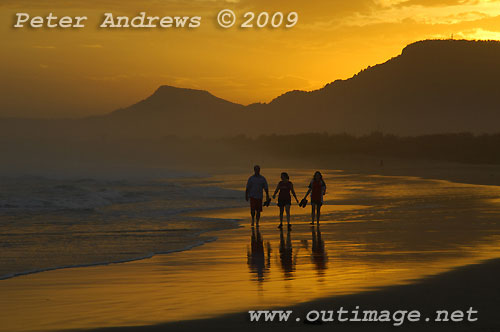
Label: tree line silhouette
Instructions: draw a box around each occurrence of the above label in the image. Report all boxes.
[221,132,500,164]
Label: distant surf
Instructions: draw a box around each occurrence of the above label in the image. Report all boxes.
[0,175,245,280]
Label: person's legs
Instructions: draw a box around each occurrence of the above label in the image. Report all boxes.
[311,203,316,225]
[250,197,262,226]
[279,205,284,225]
[250,198,262,226]
[285,204,291,229]
[316,204,321,223]
[251,208,255,226]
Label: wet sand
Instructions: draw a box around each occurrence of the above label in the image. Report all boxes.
[2,169,500,332]
[87,256,500,332]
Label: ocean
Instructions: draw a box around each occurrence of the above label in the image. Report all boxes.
[0,174,245,279]
[3,169,500,331]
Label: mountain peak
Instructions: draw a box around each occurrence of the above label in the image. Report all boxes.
[401,39,500,58]
[108,84,243,120]
[127,85,235,111]
[150,85,213,99]
[101,39,500,137]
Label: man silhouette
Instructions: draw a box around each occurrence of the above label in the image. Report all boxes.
[245,165,270,227]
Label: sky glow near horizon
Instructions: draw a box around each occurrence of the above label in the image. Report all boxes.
[1,0,500,117]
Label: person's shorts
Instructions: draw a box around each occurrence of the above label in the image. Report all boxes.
[277,197,291,207]
[250,197,263,212]
[311,200,323,207]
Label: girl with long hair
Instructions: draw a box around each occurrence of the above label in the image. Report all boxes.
[272,172,299,229]
[303,171,326,225]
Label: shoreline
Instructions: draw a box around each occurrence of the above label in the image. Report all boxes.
[2,167,500,332]
[4,160,497,282]
[0,194,246,281]
[82,256,500,332]
[0,237,218,281]
[330,156,500,187]
[81,164,500,332]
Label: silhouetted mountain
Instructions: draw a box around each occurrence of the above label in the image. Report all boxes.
[81,85,246,138]
[2,39,500,139]
[110,85,242,117]
[259,39,500,135]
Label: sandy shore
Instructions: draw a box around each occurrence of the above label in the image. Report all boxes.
[85,256,500,331]
[82,165,500,332]
[324,155,500,187]
[2,167,500,332]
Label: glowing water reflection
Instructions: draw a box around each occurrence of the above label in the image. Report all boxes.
[2,170,500,332]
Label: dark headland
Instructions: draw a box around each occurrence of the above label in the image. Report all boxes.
[2,39,500,139]
[2,39,500,174]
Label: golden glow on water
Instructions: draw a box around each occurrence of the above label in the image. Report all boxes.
[2,170,500,332]
[193,204,369,220]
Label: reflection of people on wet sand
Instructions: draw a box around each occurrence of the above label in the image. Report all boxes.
[245,165,270,227]
[279,228,296,279]
[303,171,327,225]
[247,227,270,282]
[272,172,299,230]
[311,226,328,273]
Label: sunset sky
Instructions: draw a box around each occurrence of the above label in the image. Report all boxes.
[1,0,500,118]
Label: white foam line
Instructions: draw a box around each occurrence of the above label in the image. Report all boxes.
[0,237,220,281]
[0,207,245,281]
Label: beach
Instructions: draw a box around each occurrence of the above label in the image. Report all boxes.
[87,256,500,332]
[5,2,500,331]
[1,167,500,332]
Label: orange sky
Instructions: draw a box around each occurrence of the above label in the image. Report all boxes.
[1,0,500,118]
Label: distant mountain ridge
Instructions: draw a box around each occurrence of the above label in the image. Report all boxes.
[259,39,500,135]
[110,85,242,116]
[2,39,500,139]
[93,85,245,137]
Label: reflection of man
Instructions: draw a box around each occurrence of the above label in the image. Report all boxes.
[247,227,266,282]
[245,165,269,227]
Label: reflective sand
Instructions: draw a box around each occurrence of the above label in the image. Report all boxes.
[2,169,500,332]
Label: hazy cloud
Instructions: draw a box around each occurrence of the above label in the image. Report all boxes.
[339,0,500,27]
[85,74,130,81]
[2,0,500,117]
[80,44,103,48]
[32,45,56,49]
[456,27,500,38]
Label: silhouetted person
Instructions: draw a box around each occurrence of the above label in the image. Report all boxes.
[272,172,299,230]
[279,228,295,279]
[303,171,327,225]
[311,225,328,274]
[245,165,269,227]
[247,227,267,282]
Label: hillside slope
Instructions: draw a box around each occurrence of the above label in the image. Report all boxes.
[2,39,500,139]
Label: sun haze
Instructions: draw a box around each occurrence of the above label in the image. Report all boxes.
[1,0,500,118]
